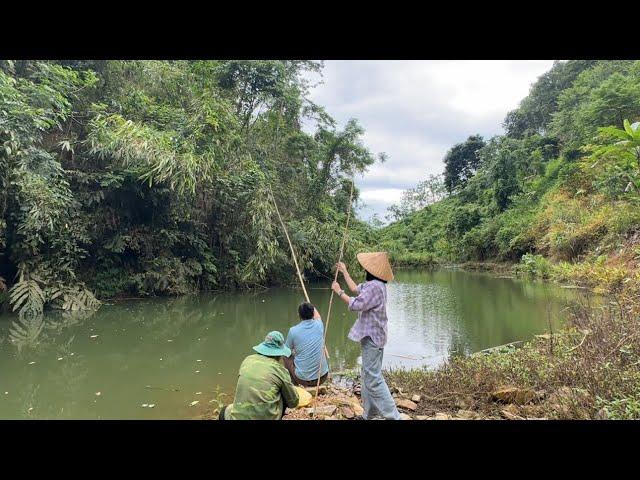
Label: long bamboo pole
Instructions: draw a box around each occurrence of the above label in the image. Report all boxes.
[311,179,354,415]
[267,184,310,303]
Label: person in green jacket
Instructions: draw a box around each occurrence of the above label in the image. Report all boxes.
[219,330,300,420]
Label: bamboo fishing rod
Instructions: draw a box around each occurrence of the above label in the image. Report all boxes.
[311,178,355,415]
[267,183,310,304]
[266,183,330,362]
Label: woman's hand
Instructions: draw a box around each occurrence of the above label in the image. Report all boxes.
[336,262,347,274]
[331,281,342,294]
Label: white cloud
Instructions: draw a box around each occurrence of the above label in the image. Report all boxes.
[304,60,556,220]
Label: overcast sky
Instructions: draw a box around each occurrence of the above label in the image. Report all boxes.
[303,60,556,222]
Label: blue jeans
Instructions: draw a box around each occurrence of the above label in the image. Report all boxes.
[360,336,401,420]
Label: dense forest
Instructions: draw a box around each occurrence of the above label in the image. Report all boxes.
[380,60,640,294]
[0,60,383,319]
[3,59,640,320]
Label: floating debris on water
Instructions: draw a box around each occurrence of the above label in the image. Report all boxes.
[195,370,200,373]
[148,404,156,408]
[196,359,202,362]
[28,361,36,365]
[159,358,163,361]
[190,400,199,406]
[95,392,101,396]
[4,392,8,395]
[57,357,63,361]
[28,407,33,412]
[70,353,74,356]
[218,372,222,375]
[195,392,202,395]
[141,404,149,407]
[167,340,173,342]
[90,335,99,339]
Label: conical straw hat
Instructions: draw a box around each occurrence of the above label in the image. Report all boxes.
[356,252,394,282]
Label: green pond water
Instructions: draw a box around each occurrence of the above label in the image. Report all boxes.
[0,268,585,419]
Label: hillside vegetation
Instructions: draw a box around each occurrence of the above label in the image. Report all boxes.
[379,60,640,294]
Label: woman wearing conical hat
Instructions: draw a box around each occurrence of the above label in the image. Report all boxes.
[332,252,401,420]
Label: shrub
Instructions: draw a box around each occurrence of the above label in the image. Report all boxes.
[517,253,552,279]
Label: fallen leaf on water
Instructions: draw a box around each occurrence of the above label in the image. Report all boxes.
[190,401,199,406]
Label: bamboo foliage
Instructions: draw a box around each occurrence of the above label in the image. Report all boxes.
[0,60,381,310]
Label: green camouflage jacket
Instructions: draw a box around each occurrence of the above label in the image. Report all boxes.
[224,354,299,420]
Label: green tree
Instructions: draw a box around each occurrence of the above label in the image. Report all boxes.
[443,135,486,193]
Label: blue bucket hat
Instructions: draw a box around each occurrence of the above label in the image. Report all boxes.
[253,331,291,357]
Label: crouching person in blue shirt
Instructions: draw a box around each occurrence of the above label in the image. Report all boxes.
[283,302,329,387]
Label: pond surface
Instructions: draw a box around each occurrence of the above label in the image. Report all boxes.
[0,268,584,419]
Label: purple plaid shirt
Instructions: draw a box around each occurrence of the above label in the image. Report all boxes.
[347,280,388,348]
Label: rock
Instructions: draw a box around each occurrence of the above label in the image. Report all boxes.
[305,405,337,417]
[434,413,452,420]
[416,415,432,420]
[500,404,524,420]
[490,386,537,405]
[399,413,412,420]
[341,406,355,419]
[395,398,418,411]
[351,402,364,416]
[411,394,422,403]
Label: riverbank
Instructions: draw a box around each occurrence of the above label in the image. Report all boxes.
[198,260,640,420]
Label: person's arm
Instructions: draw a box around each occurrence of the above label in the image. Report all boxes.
[285,328,296,356]
[336,262,359,293]
[280,367,300,409]
[331,281,352,306]
[312,308,330,359]
[333,281,382,312]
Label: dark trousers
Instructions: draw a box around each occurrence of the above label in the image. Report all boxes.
[283,355,328,387]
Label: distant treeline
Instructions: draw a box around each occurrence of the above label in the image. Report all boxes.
[380,60,640,289]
